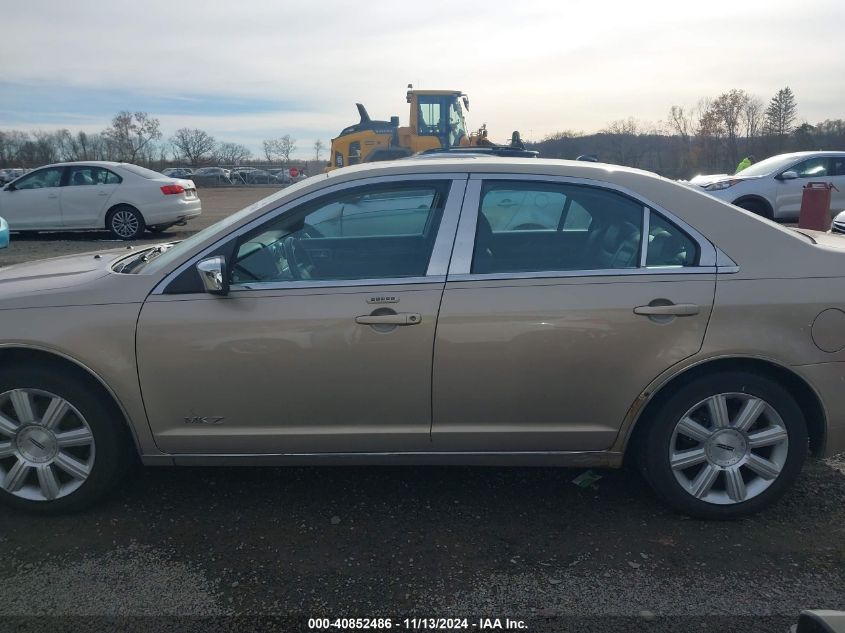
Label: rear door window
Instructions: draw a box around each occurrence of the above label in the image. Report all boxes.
[472,181,643,274]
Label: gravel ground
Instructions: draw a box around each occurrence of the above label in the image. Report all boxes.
[0,187,843,632]
[0,187,279,267]
[0,460,843,631]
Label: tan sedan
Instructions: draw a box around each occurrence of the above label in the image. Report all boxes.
[1,158,844,518]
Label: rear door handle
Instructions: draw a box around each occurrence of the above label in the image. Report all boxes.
[634,303,700,317]
[355,313,422,325]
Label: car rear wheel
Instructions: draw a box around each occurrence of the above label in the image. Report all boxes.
[0,368,133,513]
[639,371,807,519]
[107,205,145,240]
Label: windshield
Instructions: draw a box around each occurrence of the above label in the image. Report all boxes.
[135,176,322,275]
[738,154,806,177]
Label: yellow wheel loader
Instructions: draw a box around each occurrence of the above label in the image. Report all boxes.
[326,86,534,171]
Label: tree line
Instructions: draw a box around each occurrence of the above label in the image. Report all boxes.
[530,87,845,179]
[0,111,328,169]
[2,88,842,178]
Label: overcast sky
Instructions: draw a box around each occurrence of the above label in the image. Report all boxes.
[1,0,844,159]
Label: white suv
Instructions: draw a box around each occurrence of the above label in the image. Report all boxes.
[691,151,845,221]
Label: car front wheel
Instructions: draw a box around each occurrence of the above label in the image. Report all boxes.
[639,371,807,519]
[0,367,132,513]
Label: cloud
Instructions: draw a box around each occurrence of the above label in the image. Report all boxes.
[1,0,843,153]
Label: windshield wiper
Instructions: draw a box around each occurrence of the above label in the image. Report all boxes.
[118,244,173,274]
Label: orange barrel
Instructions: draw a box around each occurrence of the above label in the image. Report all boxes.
[798,182,838,230]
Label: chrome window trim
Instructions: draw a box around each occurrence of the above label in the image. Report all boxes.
[426,178,466,276]
[447,267,718,283]
[448,173,719,278]
[231,275,445,292]
[639,206,650,267]
[449,178,482,275]
[152,173,469,295]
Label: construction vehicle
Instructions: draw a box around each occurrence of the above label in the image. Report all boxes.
[326,85,534,170]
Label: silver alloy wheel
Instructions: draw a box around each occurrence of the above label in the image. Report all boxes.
[111,209,139,238]
[0,389,95,502]
[669,393,789,505]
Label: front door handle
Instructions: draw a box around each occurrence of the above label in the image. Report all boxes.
[634,303,700,317]
[355,313,422,326]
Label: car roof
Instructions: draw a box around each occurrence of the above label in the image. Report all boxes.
[324,156,662,184]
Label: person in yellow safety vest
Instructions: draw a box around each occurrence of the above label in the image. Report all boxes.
[736,155,756,174]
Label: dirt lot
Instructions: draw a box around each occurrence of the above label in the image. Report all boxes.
[0,188,843,632]
[0,187,278,267]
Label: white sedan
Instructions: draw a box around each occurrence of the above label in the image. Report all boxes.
[0,161,202,240]
[691,151,845,221]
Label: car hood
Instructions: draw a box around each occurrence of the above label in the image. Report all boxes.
[687,173,768,188]
[0,247,156,309]
[688,173,731,186]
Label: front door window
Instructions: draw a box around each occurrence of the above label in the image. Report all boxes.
[231,182,450,284]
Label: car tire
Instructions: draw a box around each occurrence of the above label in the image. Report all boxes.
[639,371,807,519]
[148,224,174,234]
[0,366,134,514]
[735,199,773,220]
[107,205,146,240]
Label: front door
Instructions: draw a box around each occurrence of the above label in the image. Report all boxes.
[0,166,65,230]
[774,157,835,220]
[432,177,716,451]
[136,176,465,454]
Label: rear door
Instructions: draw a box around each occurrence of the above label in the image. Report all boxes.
[431,175,716,452]
[136,174,465,455]
[60,166,121,228]
[0,166,65,229]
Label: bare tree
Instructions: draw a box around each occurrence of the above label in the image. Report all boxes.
[215,142,252,165]
[102,111,162,163]
[712,89,751,167]
[743,96,764,140]
[263,135,297,164]
[313,139,325,161]
[170,128,216,166]
[602,118,645,166]
[277,135,296,164]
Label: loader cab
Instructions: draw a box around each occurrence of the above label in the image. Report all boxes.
[406,90,469,152]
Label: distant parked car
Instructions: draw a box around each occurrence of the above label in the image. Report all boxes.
[691,151,845,221]
[0,161,201,240]
[243,169,277,184]
[0,169,25,185]
[267,169,291,184]
[229,167,256,184]
[832,210,845,234]
[191,167,232,186]
[0,216,8,249]
[162,168,194,179]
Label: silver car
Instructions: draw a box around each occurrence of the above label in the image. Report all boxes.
[1,157,845,518]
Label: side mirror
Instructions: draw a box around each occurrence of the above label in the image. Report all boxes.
[3,183,14,191]
[0,217,8,249]
[779,170,798,180]
[196,256,229,296]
